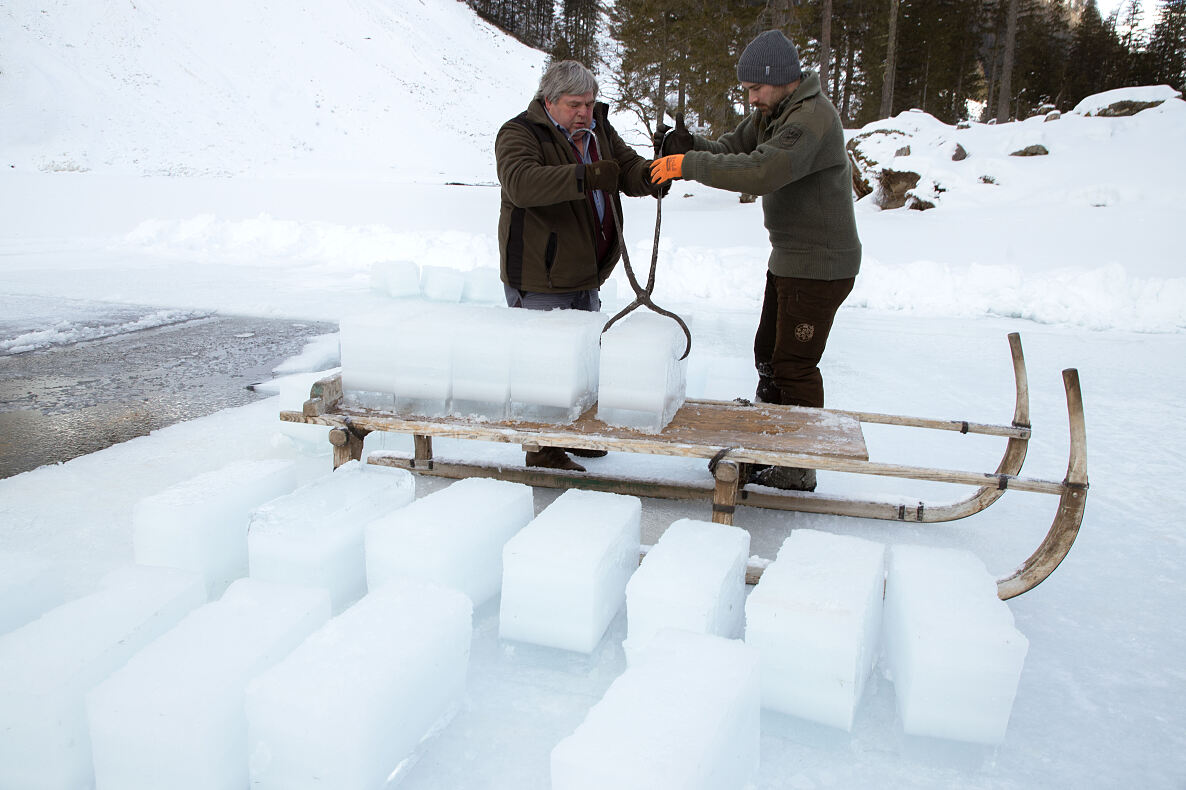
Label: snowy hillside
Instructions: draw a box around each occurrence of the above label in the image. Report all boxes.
[0,0,544,179]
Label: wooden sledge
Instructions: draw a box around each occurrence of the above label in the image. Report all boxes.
[281,333,1088,599]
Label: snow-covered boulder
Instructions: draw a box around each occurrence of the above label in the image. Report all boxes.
[847,110,967,211]
[1073,85,1183,117]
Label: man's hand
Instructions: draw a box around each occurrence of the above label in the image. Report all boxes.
[649,155,684,185]
[661,113,695,156]
[652,120,671,157]
[644,163,672,198]
[584,160,619,192]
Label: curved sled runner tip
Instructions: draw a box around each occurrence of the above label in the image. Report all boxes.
[996,368,1089,599]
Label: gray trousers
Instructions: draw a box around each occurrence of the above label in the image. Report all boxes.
[503,284,601,313]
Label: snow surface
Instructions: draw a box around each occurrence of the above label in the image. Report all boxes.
[1,0,1185,787]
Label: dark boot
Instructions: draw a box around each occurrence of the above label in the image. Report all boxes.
[755,375,781,405]
[525,446,586,472]
[565,447,608,458]
[749,465,817,492]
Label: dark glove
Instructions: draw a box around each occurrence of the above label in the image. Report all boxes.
[652,120,671,156]
[644,163,672,198]
[661,113,695,156]
[584,159,620,192]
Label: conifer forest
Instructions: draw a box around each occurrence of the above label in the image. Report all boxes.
[466,0,1186,135]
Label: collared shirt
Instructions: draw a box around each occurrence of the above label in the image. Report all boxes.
[545,110,606,222]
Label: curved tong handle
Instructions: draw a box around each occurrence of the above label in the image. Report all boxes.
[602,189,693,360]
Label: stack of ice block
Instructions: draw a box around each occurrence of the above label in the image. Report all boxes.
[551,628,760,790]
[340,302,456,415]
[744,529,886,731]
[132,459,303,598]
[245,578,473,790]
[597,311,689,432]
[499,489,642,653]
[0,551,63,635]
[623,519,749,663]
[339,305,603,423]
[365,477,534,608]
[883,544,1029,744]
[0,565,206,790]
[248,461,415,613]
[87,579,332,790]
[507,308,604,422]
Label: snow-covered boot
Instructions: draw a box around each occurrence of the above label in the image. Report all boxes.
[525,446,586,472]
[750,465,817,492]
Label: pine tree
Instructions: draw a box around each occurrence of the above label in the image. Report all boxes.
[996,0,1021,120]
[465,0,553,51]
[1064,0,1123,104]
[880,0,901,118]
[607,0,761,138]
[1148,0,1186,92]
[553,0,602,66]
[881,0,985,123]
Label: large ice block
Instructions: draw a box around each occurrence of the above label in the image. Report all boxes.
[0,565,205,790]
[87,579,331,790]
[0,551,63,636]
[339,311,399,410]
[883,544,1029,744]
[245,578,473,790]
[597,311,688,432]
[461,268,506,304]
[500,490,642,653]
[744,529,886,731]
[390,302,453,416]
[366,477,534,608]
[624,518,749,663]
[449,304,512,420]
[420,265,465,302]
[551,628,760,790]
[248,460,415,613]
[370,259,420,298]
[508,308,603,422]
[133,458,301,597]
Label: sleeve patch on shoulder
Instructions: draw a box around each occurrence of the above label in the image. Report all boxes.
[778,126,804,148]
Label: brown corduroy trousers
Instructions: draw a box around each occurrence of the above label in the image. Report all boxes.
[753,272,855,408]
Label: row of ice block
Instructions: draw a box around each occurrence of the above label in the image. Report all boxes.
[508,519,1028,790]
[370,260,505,304]
[0,457,517,790]
[370,260,618,307]
[340,305,689,432]
[1,456,1030,790]
[746,531,1028,744]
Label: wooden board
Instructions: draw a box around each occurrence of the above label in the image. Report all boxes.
[288,397,869,467]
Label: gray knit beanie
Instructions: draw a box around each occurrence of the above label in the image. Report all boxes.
[736,30,802,85]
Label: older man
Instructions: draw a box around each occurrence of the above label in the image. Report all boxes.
[650,30,861,491]
[496,59,659,471]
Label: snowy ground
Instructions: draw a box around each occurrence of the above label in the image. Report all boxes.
[3,174,1184,788]
[2,0,1185,786]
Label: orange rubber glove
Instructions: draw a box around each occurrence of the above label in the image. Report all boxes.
[649,154,684,185]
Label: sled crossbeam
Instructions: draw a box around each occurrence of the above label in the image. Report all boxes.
[282,333,1087,599]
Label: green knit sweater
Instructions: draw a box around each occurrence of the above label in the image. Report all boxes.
[680,71,861,280]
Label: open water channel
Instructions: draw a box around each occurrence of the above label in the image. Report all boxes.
[0,295,334,478]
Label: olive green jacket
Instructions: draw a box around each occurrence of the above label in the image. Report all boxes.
[681,71,861,280]
[496,99,655,293]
